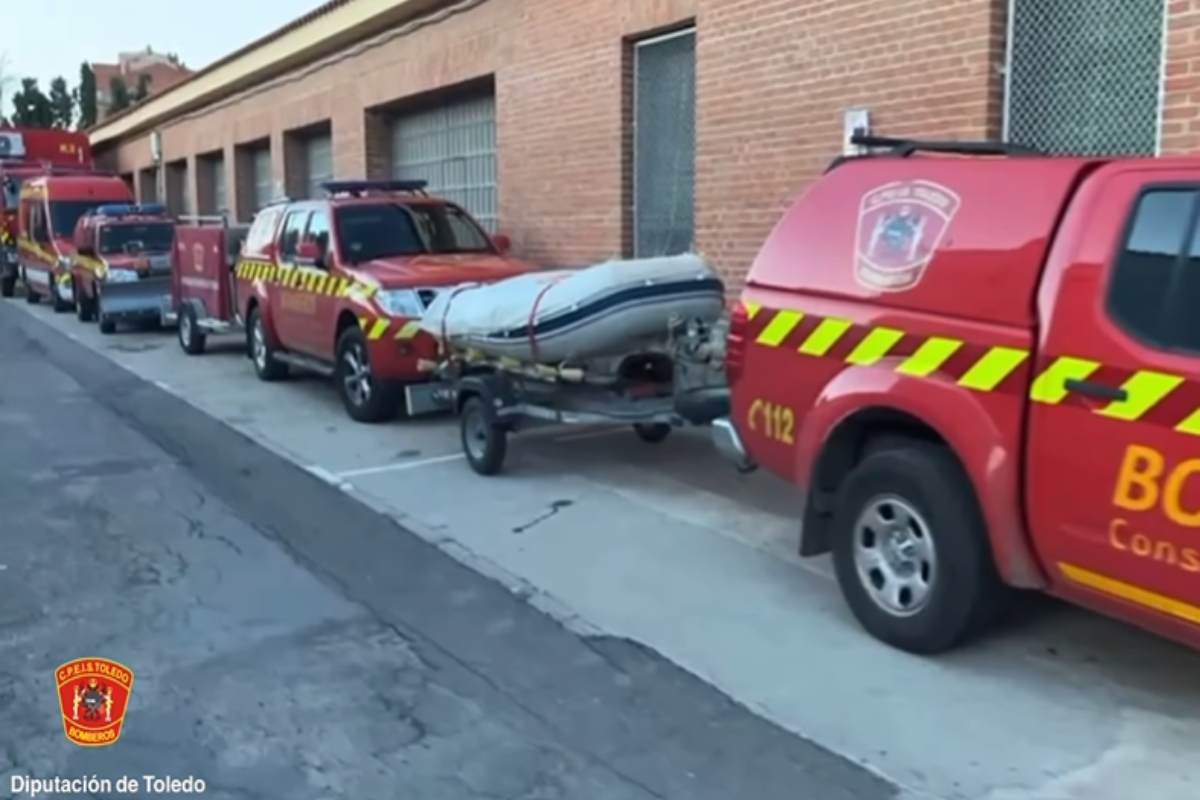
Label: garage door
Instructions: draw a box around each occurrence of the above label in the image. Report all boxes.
[304,133,333,199]
[252,147,272,211]
[390,94,497,231]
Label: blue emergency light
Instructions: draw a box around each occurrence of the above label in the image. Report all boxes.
[95,203,166,217]
[320,179,428,197]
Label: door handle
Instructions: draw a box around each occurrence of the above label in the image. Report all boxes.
[1064,378,1127,402]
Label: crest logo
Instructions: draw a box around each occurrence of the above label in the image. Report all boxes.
[56,658,134,747]
[855,180,961,292]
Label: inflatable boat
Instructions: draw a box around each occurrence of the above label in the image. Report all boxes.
[419,254,725,363]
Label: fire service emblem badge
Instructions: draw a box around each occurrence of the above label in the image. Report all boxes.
[55,658,134,747]
[854,179,961,292]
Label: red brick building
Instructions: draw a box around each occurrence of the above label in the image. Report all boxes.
[93,48,193,120]
[90,0,1190,293]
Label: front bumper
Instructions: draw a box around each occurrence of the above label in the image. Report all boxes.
[711,416,756,473]
[367,325,439,382]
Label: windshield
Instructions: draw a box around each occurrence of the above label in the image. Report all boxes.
[50,201,101,239]
[99,223,174,255]
[336,203,494,263]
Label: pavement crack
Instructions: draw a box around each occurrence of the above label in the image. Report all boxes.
[511,499,574,534]
[175,509,244,556]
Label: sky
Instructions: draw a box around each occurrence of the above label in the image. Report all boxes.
[1,0,323,117]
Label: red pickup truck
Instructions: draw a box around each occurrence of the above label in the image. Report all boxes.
[715,136,1200,654]
[229,180,533,422]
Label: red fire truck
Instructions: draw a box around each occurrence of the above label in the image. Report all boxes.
[0,128,92,297]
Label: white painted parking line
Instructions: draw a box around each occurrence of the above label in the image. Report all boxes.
[336,452,465,479]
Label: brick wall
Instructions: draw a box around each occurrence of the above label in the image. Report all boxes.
[1162,1,1200,154]
[98,0,1008,287]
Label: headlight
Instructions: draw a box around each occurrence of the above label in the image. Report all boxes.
[106,268,139,284]
[375,289,425,318]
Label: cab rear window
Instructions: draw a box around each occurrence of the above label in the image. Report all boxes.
[1109,188,1200,354]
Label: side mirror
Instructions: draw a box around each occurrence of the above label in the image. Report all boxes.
[296,240,324,268]
[492,232,512,255]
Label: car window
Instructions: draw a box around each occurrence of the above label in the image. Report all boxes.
[280,211,309,261]
[99,223,175,255]
[1109,189,1200,352]
[50,201,100,240]
[305,211,331,263]
[335,204,424,263]
[2,177,23,209]
[243,207,282,258]
[31,203,49,243]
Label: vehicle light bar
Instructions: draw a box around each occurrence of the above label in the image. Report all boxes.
[95,203,167,217]
[320,179,429,197]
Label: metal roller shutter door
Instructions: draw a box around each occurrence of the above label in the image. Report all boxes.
[252,148,272,211]
[390,94,497,231]
[304,134,333,199]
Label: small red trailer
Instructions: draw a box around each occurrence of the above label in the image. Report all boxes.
[169,216,250,354]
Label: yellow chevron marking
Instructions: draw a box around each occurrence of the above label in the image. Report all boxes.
[395,321,422,340]
[798,318,852,357]
[1029,356,1101,404]
[756,310,804,347]
[358,316,370,330]
[896,337,963,378]
[1098,370,1184,420]
[844,326,904,366]
[1060,562,1200,626]
[1176,408,1200,436]
[744,302,762,320]
[368,319,390,340]
[958,346,1030,392]
[315,274,330,295]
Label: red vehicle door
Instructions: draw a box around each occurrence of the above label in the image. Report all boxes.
[1028,162,1200,640]
[271,209,314,355]
[297,208,338,359]
[21,195,54,291]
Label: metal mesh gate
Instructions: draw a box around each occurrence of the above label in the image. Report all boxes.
[634,29,696,258]
[391,94,497,232]
[304,134,333,200]
[1006,0,1165,155]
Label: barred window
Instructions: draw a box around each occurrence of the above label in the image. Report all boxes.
[1006,0,1165,155]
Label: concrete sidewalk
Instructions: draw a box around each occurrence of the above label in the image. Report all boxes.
[7,296,1200,800]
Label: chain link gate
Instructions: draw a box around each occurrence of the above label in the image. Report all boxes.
[1006,0,1165,155]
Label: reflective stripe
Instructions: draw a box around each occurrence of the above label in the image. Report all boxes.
[1030,356,1101,404]
[1098,370,1183,421]
[1060,562,1200,626]
[368,319,390,340]
[744,302,762,320]
[358,316,370,330]
[798,318,852,357]
[1176,408,1200,436]
[896,337,962,377]
[756,310,804,346]
[957,346,1029,392]
[395,320,422,340]
[844,326,904,366]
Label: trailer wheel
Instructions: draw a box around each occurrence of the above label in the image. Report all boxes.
[248,307,288,381]
[461,395,507,476]
[178,304,207,355]
[0,275,13,298]
[633,422,672,444]
[336,326,397,423]
[830,441,1005,654]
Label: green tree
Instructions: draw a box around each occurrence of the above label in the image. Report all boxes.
[76,62,97,128]
[108,76,131,115]
[11,78,53,127]
[133,73,152,102]
[48,77,73,128]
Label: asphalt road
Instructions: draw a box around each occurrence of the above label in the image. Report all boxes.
[0,302,896,799]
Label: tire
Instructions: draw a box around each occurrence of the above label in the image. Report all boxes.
[335,326,397,423]
[461,395,507,475]
[24,272,39,304]
[76,287,96,322]
[99,317,116,335]
[50,280,72,313]
[247,307,288,381]
[178,304,207,355]
[830,441,1006,655]
[0,275,13,298]
[633,422,672,444]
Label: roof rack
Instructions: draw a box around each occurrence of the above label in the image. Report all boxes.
[827,133,1041,172]
[320,179,429,198]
